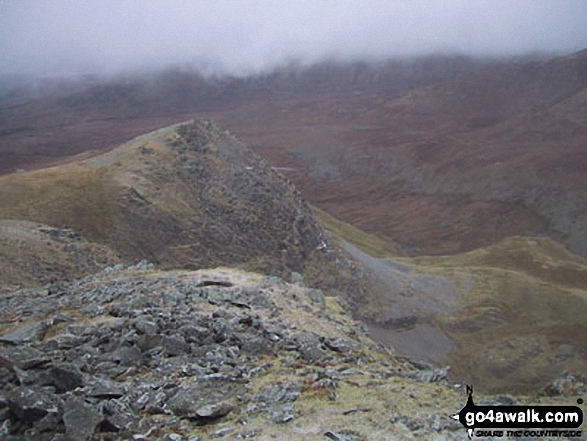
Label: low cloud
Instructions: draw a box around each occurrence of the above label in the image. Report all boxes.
[1,0,587,77]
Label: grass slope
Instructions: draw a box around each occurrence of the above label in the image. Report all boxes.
[317,210,587,393]
[311,205,405,258]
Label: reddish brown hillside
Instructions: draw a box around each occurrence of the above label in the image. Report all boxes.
[218,49,587,256]
[1,51,585,255]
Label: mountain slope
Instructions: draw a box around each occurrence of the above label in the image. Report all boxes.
[0,220,120,291]
[218,48,587,256]
[0,120,357,296]
[413,236,587,394]
[323,213,587,394]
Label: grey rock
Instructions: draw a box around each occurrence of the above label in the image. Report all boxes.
[0,346,50,370]
[213,427,234,437]
[324,431,360,441]
[162,336,190,357]
[167,381,245,421]
[101,399,138,432]
[85,380,124,399]
[308,289,326,308]
[178,325,210,343]
[133,318,158,336]
[53,333,84,350]
[408,365,449,383]
[296,333,330,364]
[39,366,83,393]
[115,345,142,366]
[252,382,301,404]
[237,333,274,356]
[0,321,51,345]
[195,402,234,419]
[33,410,63,433]
[269,403,295,423]
[63,397,103,441]
[52,314,72,325]
[325,338,356,353]
[7,387,63,424]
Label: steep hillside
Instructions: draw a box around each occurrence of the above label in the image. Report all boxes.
[2,51,583,256]
[0,120,357,297]
[322,212,587,394]
[217,48,587,256]
[414,237,587,394]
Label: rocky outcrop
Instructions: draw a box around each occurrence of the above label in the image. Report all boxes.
[0,265,473,440]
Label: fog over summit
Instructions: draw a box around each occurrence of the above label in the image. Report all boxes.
[1,0,587,77]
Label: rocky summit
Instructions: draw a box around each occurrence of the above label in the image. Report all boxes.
[0,264,458,440]
[0,265,582,440]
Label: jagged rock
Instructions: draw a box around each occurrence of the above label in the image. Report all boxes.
[407,362,449,383]
[38,366,83,393]
[251,382,301,404]
[100,399,138,432]
[114,345,142,366]
[0,346,50,370]
[6,386,63,424]
[0,321,51,345]
[268,404,295,423]
[296,332,330,364]
[133,318,159,335]
[33,410,62,434]
[161,335,190,357]
[62,397,103,441]
[236,332,274,356]
[325,337,356,353]
[85,379,124,399]
[0,265,569,439]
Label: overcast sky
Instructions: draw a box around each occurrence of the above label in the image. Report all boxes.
[1,0,587,77]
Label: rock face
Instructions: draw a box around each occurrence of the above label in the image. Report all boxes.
[0,265,474,440]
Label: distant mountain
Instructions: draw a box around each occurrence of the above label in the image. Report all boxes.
[218,48,587,256]
[0,55,490,174]
[1,48,585,271]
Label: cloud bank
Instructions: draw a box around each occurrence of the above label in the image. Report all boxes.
[1,0,587,76]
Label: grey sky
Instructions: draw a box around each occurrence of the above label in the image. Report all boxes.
[1,0,587,77]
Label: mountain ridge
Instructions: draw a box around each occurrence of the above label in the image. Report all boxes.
[0,120,361,299]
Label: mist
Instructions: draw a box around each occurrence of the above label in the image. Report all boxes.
[1,0,587,78]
